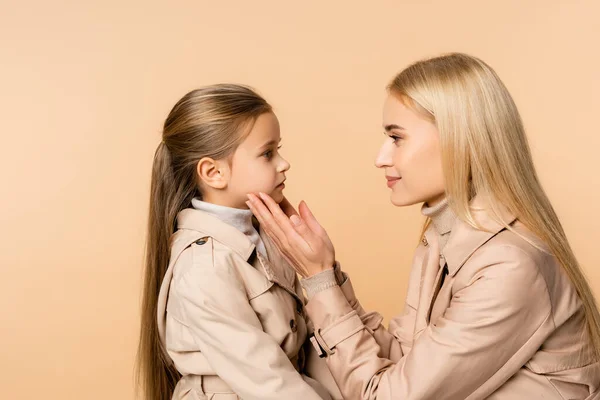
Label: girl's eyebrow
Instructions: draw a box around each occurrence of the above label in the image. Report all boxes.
[257,138,282,151]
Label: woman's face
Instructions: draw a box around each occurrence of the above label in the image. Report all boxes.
[375,93,446,207]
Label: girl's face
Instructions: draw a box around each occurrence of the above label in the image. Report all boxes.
[376,94,445,207]
[229,112,290,208]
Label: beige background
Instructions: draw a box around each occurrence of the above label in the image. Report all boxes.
[1,1,599,398]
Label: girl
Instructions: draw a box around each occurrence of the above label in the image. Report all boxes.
[248,53,600,399]
[136,84,341,400]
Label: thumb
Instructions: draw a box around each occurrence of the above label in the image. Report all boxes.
[289,214,320,253]
[298,201,328,238]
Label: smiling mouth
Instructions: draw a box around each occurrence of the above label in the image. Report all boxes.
[386,177,401,188]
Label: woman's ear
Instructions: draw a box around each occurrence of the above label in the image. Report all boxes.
[196,157,229,189]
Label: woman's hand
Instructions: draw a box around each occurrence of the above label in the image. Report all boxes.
[246,193,335,278]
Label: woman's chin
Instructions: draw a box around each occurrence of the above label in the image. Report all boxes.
[390,192,421,207]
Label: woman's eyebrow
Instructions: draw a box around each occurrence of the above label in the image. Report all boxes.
[384,124,406,131]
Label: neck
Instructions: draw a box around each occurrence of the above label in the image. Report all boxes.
[425,192,446,208]
[421,197,456,250]
[202,191,246,210]
[191,198,267,258]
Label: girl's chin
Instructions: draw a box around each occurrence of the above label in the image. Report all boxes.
[270,191,284,204]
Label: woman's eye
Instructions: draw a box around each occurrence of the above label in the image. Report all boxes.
[391,135,402,144]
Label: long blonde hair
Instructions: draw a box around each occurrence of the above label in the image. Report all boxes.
[390,53,600,360]
[136,84,272,400]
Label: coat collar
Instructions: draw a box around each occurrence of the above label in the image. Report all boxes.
[176,207,300,297]
[176,208,255,261]
[426,196,517,276]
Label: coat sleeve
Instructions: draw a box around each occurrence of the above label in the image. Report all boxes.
[305,246,553,400]
[327,263,417,362]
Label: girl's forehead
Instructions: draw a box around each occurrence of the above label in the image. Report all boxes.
[242,113,281,146]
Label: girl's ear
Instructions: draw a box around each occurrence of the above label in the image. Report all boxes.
[196,157,229,189]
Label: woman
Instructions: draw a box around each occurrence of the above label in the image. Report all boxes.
[246,53,600,399]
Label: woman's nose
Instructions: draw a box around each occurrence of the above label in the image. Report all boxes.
[375,141,393,168]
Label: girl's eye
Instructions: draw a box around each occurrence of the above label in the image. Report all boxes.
[263,145,282,160]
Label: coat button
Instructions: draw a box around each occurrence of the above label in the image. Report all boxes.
[296,302,303,314]
[422,237,428,246]
[290,319,298,333]
[195,237,208,245]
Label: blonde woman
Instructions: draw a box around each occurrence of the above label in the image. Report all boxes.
[247,53,600,399]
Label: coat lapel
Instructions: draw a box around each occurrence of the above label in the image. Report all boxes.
[414,228,442,338]
[257,229,303,303]
[414,196,518,337]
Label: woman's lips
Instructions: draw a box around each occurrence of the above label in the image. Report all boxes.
[386,176,401,188]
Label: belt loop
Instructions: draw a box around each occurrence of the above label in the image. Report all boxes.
[313,329,336,357]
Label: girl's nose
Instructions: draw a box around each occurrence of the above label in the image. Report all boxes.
[278,156,291,173]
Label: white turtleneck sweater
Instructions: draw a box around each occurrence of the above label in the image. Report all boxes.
[191,198,268,259]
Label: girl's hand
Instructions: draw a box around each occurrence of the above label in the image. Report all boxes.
[246,193,335,278]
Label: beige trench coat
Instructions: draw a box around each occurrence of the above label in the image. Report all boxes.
[306,199,599,399]
[157,208,342,400]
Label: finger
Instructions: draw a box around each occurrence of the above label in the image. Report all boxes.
[258,193,326,253]
[265,234,309,277]
[299,200,330,239]
[246,194,289,245]
[248,194,313,257]
[251,193,318,275]
[258,192,302,237]
[247,196,310,276]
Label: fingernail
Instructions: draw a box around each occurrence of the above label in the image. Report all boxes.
[290,215,301,226]
[259,192,266,199]
[245,201,251,208]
